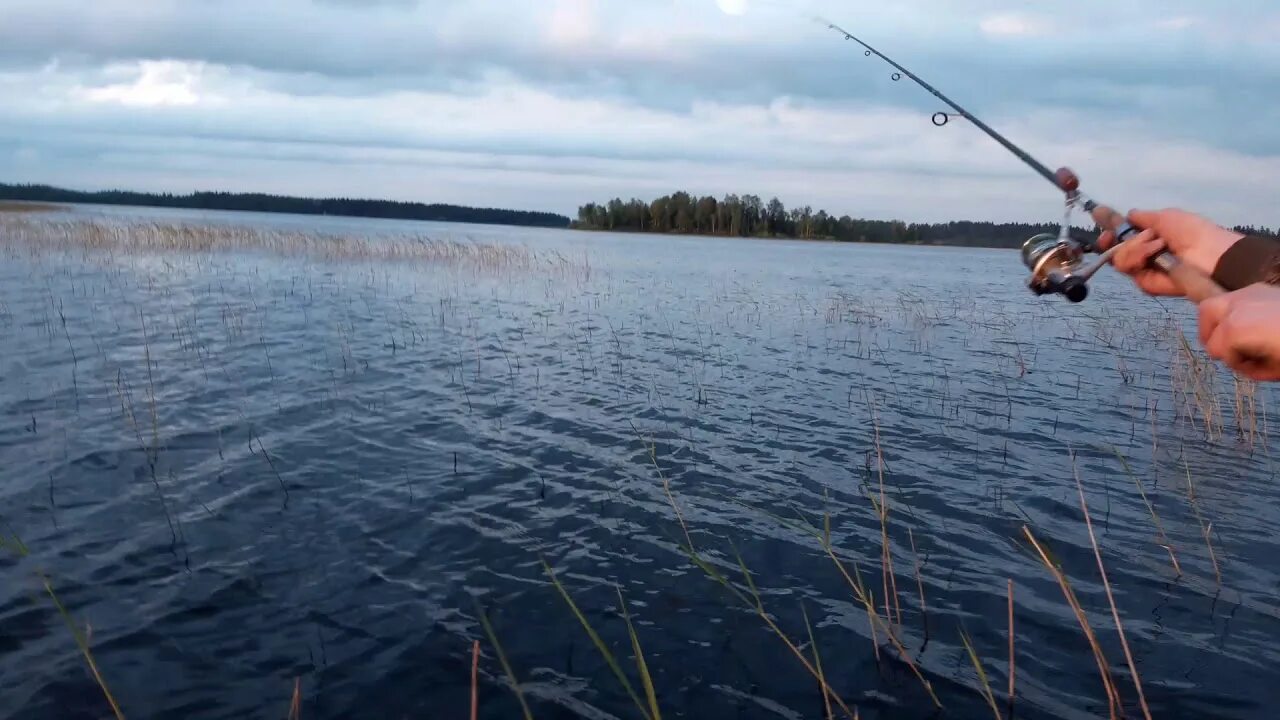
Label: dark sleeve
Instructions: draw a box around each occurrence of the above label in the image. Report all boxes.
[1212,235,1280,290]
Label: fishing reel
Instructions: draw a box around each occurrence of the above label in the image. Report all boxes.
[1022,232,1117,303]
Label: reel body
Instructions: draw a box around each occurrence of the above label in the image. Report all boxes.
[1022,232,1091,303]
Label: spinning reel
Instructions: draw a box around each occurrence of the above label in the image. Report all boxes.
[1020,200,1121,304]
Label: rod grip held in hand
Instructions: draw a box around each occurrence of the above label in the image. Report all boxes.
[1150,254,1226,304]
[1088,202,1226,305]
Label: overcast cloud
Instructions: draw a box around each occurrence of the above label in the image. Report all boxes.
[0,0,1278,224]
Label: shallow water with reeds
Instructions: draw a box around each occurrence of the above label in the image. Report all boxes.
[1,205,1278,720]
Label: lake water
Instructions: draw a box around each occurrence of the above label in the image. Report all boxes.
[1,205,1278,719]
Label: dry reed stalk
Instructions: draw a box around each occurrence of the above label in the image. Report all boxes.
[825,545,939,708]
[1232,376,1260,449]
[0,216,568,274]
[869,406,902,627]
[470,640,480,720]
[288,678,302,720]
[0,201,64,212]
[1182,461,1222,587]
[857,568,882,667]
[725,496,936,707]
[1022,526,1121,719]
[1006,580,1015,715]
[1072,457,1153,720]
[908,528,927,631]
[1172,328,1222,439]
[1112,447,1182,577]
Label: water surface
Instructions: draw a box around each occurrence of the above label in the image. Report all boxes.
[1,206,1277,719]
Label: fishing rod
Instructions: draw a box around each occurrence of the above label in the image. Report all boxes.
[817,18,1226,305]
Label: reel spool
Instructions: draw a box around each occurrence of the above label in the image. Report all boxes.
[1022,233,1090,303]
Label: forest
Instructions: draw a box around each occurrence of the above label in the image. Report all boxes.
[0,184,572,229]
[576,192,1278,249]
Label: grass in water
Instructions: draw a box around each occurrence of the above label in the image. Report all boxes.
[616,586,662,720]
[1182,459,1223,587]
[958,626,1002,720]
[1007,579,1016,716]
[2,532,125,719]
[1072,455,1152,720]
[1111,446,1182,577]
[730,498,940,709]
[541,558,655,720]
[288,678,302,720]
[800,603,834,720]
[470,640,480,720]
[476,607,535,720]
[42,573,127,720]
[1022,526,1121,719]
[682,546,860,719]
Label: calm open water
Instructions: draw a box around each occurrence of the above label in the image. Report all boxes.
[1,205,1278,719]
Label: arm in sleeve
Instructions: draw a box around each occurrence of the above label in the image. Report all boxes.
[1212,235,1280,290]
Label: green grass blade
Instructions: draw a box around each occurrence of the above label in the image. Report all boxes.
[476,605,535,720]
[41,572,125,719]
[959,626,1002,720]
[541,559,651,720]
[616,587,662,720]
[730,542,762,610]
[801,603,834,720]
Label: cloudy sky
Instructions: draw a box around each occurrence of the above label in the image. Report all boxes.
[1,0,1277,224]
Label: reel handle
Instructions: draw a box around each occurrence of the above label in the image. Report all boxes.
[1084,202,1226,304]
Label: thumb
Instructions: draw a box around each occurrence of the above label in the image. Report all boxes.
[1127,209,1160,231]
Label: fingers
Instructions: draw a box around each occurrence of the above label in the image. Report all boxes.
[1198,285,1280,381]
[1097,230,1116,251]
[1127,208,1161,232]
[1199,294,1229,347]
[1203,322,1241,367]
[1111,229,1165,275]
[1108,227,1183,296]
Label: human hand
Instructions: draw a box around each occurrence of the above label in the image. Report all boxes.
[1099,209,1245,298]
[1198,283,1280,382]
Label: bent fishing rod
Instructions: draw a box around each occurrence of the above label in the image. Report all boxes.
[818,18,1226,304]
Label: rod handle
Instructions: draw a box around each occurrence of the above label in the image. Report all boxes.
[1086,202,1226,304]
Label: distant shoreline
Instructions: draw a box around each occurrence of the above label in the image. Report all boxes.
[571,222,1074,251]
[0,183,572,229]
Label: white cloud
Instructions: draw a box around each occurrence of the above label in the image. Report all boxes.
[546,0,599,47]
[979,13,1050,37]
[1156,16,1198,30]
[77,61,210,108]
[0,0,1276,226]
[2,59,1279,226]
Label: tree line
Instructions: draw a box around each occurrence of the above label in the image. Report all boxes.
[0,183,572,229]
[576,192,1278,249]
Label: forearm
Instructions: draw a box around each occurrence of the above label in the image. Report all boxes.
[1213,235,1280,290]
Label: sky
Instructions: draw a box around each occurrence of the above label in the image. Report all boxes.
[0,0,1278,225]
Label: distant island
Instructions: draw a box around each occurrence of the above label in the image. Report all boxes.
[0,183,572,229]
[575,192,1276,249]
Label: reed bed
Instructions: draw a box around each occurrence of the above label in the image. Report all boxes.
[0,215,561,273]
[0,201,66,213]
